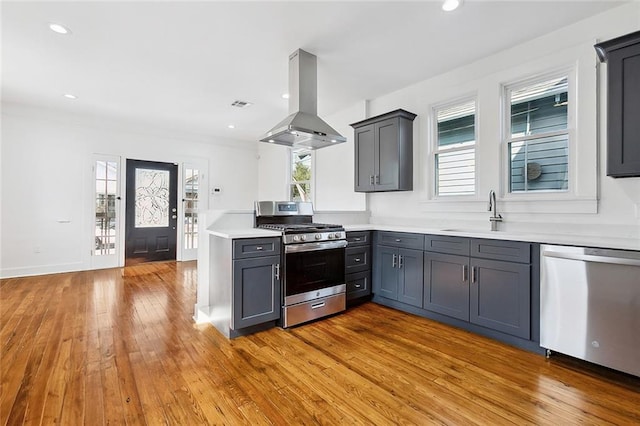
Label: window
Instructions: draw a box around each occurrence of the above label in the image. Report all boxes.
[434,99,476,196]
[505,74,569,193]
[290,149,312,202]
[183,168,199,250]
[94,160,118,256]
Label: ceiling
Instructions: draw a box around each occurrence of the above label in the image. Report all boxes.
[1,1,625,143]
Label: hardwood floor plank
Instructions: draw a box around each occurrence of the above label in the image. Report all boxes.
[2,261,640,425]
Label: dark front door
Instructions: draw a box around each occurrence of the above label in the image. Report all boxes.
[125,159,178,265]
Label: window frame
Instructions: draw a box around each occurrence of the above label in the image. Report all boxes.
[289,147,314,203]
[431,95,478,199]
[501,67,576,198]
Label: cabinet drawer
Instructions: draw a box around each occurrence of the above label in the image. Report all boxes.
[346,271,371,300]
[471,239,530,264]
[376,231,424,250]
[346,231,371,246]
[345,246,371,273]
[233,237,281,259]
[424,235,470,256]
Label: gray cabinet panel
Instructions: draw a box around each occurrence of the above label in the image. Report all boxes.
[376,118,401,190]
[377,231,424,250]
[346,231,371,246]
[397,248,423,308]
[351,109,416,192]
[470,258,530,339]
[232,255,281,329]
[471,239,530,263]
[346,271,371,300]
[595,31,640,177]
[424,235,470,256]
[377,245,399,300]
[424,252,470,321]
[354,125,376,191]
[345,245,370,274]
[233,237,280,259]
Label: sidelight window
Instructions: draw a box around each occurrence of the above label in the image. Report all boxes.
[290,148,312,202]
[433,98,476,196]
[94,160,118,255]
[183,168,199,250]
[504,74,570,193]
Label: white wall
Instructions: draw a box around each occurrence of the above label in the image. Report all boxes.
[0,103,258,277]
[350,3,640,238]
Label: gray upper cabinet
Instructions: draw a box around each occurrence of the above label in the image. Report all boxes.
[350,109,417,192]
[595,30,640,177]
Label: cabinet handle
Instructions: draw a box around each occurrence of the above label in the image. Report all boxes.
[255,246,263,251]
[354,284,362,288]
[311,302,326,309]
[370,175,374,185]
[354,238,362,241]
[395,239,402,242]
[354,258,361,262]
[392,254,397,268]
[471,266,477,283]
[399,255,404,269]
[375,175,380,184]
[462,264,468,282]
[274,264,280,280]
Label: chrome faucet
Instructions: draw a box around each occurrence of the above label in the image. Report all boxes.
[488,190,503,231]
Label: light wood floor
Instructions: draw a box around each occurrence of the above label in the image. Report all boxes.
[2,261,639,425]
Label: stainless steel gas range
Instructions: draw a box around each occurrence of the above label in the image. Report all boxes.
[255,201,347,328]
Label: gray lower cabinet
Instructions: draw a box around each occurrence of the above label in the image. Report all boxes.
[376,245,424,308]
[423,236,531,339]
[231,239,281,330]
[345,231,372,302]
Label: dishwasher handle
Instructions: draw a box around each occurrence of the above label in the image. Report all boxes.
[542,250,640,267]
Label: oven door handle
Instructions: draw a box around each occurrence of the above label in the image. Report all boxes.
[285,240,348,253]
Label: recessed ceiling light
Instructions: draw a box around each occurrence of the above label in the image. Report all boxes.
[228,124,235,129]
[282,93,290,99]
[49,23,71,35]
[63,93,77,100]
[442,0,461,12]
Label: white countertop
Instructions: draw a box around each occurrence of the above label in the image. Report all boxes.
[207,223,640,250]
[344,224,640,251]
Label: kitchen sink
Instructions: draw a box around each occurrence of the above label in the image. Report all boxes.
[440,228,504,234]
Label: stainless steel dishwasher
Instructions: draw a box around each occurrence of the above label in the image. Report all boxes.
[541,244,640,377]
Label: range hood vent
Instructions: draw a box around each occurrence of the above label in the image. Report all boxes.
[260,49,346,150]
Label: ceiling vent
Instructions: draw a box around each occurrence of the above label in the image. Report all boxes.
[231,100,253,108]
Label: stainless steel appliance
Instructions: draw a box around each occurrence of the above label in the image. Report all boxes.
[255,201,347,328]
[541,244,640,377]
[260,49,347,149]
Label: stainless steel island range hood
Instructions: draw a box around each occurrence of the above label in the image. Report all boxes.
[260,49,346,149]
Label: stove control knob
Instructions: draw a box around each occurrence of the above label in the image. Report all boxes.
[300,235,307,241]
[315,234,322,240]
[335,233,342,239]
[328,234,334,240]
[293,235,300,242]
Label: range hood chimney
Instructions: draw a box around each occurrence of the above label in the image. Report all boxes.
[260,49,346,149]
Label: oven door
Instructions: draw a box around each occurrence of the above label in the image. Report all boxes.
[283,240,347,305]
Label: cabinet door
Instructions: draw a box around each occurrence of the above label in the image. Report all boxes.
[345,245,371,274]
[424,252,470,321]
[375,118,400,191]
[232,255,281,330]
[397,248,424,308]
[354,124,376,191]
[376,245,398,300]
[470,258,530,339]
[606,42,640,177]
[346,271,371,300]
